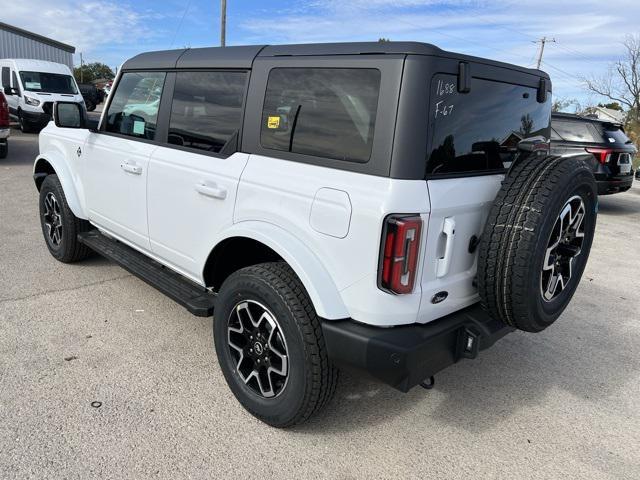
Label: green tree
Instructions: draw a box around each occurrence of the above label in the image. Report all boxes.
[73,62,115,84]
[597,102,624,111]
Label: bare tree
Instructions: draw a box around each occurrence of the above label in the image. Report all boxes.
[584,34,640,122]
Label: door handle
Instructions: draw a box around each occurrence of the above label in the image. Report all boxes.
[436,217,456,278]
[195,182,227,200]
[120,162,142,175]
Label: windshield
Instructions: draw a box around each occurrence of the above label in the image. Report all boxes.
[19,71,78,94]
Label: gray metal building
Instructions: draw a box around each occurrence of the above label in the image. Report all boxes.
[0,22,75,68]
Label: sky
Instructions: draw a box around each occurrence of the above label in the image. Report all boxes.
[3,0,639,108]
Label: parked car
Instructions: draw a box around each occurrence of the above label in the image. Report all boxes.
[551,112,636,194]
[0,59,84,133]
[78,83,99,111]
[0,91,9,158]
[33,42,597,427]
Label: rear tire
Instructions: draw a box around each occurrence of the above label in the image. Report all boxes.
[39,175,93,263]
[478,155,597,332]
[214,262,338,427]
[0,142,7,159]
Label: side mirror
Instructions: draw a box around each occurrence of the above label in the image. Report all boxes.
[54,102,87,129]
[3,86,17,96]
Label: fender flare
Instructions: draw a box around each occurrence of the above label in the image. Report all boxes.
[209,221,350,320]
[34,151,87,219]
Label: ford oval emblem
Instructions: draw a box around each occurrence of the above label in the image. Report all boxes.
[431,291,448,304]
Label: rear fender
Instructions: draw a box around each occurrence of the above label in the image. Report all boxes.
[209,221,349,320]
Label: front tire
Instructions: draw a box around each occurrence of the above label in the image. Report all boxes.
[214,262,338,427]
[39,175,93,263]
[0,142,7,159]
[18,111,32,133]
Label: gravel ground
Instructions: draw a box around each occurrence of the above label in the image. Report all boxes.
[1,128,639,479]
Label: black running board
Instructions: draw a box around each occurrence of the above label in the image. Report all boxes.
[78,230,216,317]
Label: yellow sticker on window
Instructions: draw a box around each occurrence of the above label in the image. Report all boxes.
[267,116,280,129]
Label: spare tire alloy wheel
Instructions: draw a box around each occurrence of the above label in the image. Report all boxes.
[478,154,597,333]
[541,195,585,302]
[43,192,63,249]
[227,300,289,398]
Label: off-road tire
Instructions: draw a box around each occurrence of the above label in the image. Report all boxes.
[39,174,93,263]
[214,262,339,427]
[478,154,597,332]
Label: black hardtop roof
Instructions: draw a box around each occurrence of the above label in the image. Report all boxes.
[121,41,548,78]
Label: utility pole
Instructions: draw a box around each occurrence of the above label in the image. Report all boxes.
[220,0,227,47]
[535,37,555,69]
[80,52,84,83]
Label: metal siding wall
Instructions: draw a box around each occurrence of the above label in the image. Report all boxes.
[0,28,73,68]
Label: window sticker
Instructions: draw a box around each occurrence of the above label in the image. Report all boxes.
[267,116,280,129]
[25,82,41,89]
[133,120,145,135]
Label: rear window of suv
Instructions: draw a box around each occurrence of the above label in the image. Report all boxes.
[552,119,632,145]
[426,74,551,176]
[260,68,381,163]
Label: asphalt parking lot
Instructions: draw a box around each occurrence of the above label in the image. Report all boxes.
[1,127,639,479]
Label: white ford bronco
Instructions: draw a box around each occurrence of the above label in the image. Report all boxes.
[34,42,597,427]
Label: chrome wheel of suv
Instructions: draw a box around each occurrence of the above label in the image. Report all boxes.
[43,192,63,248]
[540,195,586,302]
[227,300,289,398]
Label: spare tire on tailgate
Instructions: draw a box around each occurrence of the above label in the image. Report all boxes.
[478,154,597,332]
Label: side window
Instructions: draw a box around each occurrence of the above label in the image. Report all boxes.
[1,67,9,88]
[11,71,20,94]
[168,71,246,154]
[261,68,381,163]
[105,71,166,140]
[551,120,600,143]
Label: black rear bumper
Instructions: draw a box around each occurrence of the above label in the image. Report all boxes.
[321,304,513,392]
[597,175,634,194]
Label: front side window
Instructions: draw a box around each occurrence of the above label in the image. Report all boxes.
[426,74,551,176]
[19,71,77,94]
[105,71,166,141]
[168,71,246,154]
[261,68,381,163]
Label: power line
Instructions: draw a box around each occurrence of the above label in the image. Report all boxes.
[169,0,192,48]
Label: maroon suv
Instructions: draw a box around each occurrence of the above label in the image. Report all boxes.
[0,92,9,158]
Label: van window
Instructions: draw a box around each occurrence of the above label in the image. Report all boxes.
[168,71,246,154]
[1,67,9,88]
[426,74,551,176]
[19,71,77,94]
[261,68,381,163]
[105,72,166,141]
[11,72,20,94]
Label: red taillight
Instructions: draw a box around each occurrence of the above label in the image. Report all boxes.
[379,215,422,294]
[586,147,613,165]
[0,94,8,128]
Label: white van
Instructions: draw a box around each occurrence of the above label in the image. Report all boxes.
[0,59,83,133]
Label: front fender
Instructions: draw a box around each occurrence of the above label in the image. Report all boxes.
[34,147,87,220]
[210,221,350,320]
